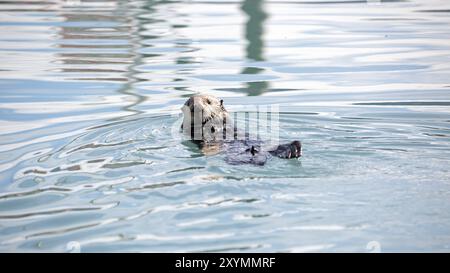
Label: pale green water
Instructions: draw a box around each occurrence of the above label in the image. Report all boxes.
[1,0,450,252]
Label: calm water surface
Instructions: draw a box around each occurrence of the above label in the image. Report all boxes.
[1,0,450,252]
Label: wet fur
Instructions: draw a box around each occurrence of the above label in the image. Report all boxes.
[181,94,302,165]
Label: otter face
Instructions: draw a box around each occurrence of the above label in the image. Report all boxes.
[181,94,228,141]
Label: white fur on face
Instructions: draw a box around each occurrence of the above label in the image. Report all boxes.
[181,95,227,141]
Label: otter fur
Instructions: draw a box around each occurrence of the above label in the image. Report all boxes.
[181,94,302,165]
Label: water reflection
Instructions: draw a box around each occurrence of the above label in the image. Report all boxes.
[114,0,150,116]
[241,0,269,96]
[56,4,131,81]
[56,0,139,119]
[119,0,193,114]
[56,0,173,116]
[56,0,271,104]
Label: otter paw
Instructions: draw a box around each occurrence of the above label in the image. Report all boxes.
[270,141,302,159]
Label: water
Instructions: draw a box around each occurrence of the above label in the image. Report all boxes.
[1,0,450,252]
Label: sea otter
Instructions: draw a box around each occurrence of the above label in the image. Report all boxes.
[181,94,302,165]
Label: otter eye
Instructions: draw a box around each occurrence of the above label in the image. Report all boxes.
[206,99,211,104]
[220,99,223,106]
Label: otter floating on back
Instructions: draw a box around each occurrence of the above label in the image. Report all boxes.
[181,94,302,166]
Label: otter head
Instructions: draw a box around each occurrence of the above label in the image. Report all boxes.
[181,94,229,142]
